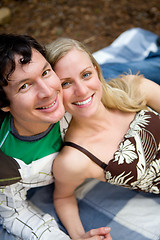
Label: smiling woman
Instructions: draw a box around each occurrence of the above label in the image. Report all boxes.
[54,48,102,117]
[46,37,160,240]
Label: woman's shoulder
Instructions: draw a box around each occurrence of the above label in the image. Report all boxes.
[53,143,90,177]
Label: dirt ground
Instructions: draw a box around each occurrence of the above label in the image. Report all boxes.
[0,0,160,53]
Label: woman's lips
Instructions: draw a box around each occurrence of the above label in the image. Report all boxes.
[73,94,94,106]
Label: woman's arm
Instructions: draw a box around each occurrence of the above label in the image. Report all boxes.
[53,147,91,239]
[140,77,160,113]
[125,74,160,113]
[81,227,112,240]
[54,182,85,239]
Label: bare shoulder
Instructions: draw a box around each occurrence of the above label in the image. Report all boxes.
[53,145,89,181]
[122,74,143,83]
[124,75,160,113]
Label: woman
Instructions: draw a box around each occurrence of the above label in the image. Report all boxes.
[46,38,160,240]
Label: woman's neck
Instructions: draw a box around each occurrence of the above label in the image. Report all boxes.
[70,105,115,133]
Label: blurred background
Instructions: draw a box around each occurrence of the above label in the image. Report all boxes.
[0,0,160,52]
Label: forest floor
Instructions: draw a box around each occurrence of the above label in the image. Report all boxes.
[0,0,160,52]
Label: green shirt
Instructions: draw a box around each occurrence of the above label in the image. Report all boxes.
[0,114,62,164]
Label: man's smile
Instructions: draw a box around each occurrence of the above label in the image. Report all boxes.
[37,100,56,109]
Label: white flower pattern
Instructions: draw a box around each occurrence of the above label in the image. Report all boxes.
[106,171,134,186]
[131,158,160,194]
[114,139,137,164]
[130,110,150,128]
[105,110,160,194]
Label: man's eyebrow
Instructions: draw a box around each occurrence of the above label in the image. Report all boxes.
[8,77,29,85]
[9,61,50,86]
[43,61,50,70]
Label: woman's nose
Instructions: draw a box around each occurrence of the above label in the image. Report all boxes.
[74,81,87,96]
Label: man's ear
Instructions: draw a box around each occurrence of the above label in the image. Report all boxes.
[1,106,10,112]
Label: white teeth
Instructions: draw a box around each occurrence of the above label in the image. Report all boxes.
[41,101,55,109]
[75,96,92,106]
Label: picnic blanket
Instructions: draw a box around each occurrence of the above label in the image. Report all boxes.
[1,28,160,240]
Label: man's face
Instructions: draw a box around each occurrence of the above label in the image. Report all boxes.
[2,49,65,136]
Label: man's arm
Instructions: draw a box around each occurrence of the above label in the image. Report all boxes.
[0,183,70,240]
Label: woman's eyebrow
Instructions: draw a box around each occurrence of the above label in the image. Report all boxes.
[80,66,92,75]
[60,77,71,81]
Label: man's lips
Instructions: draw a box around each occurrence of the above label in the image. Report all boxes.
[73,94,93,106]
[36,99,56,110]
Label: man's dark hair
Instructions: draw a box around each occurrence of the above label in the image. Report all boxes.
[0,34,46,108]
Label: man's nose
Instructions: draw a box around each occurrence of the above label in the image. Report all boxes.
[37,79,53,98]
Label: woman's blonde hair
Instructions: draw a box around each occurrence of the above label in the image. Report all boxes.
[46,38,147,112]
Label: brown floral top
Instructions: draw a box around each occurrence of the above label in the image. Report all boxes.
[64,110,160,194]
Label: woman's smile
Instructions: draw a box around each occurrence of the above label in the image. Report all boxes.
[73,94,94,107]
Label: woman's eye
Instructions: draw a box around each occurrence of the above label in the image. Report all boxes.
[61,81,70,88]
[83,72,91,78]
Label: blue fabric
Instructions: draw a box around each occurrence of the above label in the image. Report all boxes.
[77,181,160,240]
[93,27,160,85]
[100,50,160,85]
[0,228,16,240]
[27,181,160,240]
[93,28,159,64]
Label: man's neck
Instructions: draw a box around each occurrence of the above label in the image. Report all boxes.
[11,116,53,137]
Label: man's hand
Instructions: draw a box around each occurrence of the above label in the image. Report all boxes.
[76,227,112,240]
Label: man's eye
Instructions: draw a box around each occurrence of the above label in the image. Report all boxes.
[61,82,70,88]
[20,83,29,90]
[42,70,49,77]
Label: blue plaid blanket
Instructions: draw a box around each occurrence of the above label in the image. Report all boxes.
[76,179,160,240]
[28,178,160,240]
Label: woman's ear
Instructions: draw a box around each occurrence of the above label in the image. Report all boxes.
[1,106,10,112]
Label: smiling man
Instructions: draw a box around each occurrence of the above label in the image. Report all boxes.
[0,34,111,240]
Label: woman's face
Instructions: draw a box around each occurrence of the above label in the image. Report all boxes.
[54,49,103,119]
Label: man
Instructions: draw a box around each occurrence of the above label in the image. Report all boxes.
[0,34,111,240]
